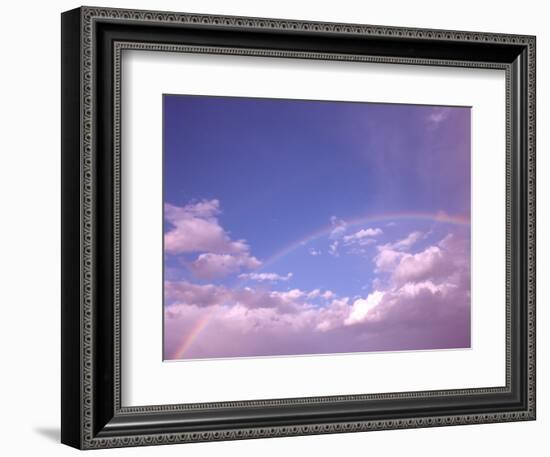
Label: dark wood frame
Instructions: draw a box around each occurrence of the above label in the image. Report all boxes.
[61,6,536,449]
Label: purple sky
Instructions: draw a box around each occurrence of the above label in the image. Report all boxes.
[163,95,471,360]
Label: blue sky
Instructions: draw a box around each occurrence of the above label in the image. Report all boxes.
[163,94,471,359]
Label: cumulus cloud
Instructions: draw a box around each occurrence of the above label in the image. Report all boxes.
[343,228,383,246]
[188,252,261,279]
[165,200,261,278]
[306,289,336,300]
[345,291,385,325]
[165,200,247,254]
[375,232,466,285]
[392,246,449,285]
[374,247,403,272]
[239,272,293,282]
[165,229,470,359]
[165,281,335,316]
[374,231,424,271]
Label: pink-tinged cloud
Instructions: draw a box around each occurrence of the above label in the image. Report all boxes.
[165,281,328,314]
[165,200,251,255]
[386,231,423,250]
[374,248,402,272]
[165,200,261,278]
[164,230,470,359]
[426,107,452,126]
[188,252,261,279]
[374,231,426,272]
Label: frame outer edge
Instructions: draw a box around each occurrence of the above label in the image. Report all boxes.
[526,36,536,420]
[61,7,84,450]
[72,6,536,449]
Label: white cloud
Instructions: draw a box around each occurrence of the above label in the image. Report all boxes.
[329,216,347,239]
[388,231,423,251]
[345,291,385,325]
[374,232,468,291]
[165,200,262,278]
[307,289,336,300]
[307,289,321,298]
[392,246,447,285]
[309,248,322,256]
[343,228,383,244]
[165,230,470,359]
[239,272,293,282]
[342,228,382,255]
[165,200,251,255]
[328,240,340,257]
[167,231,467,333]
[374,247,403,272]
[322,290,335,300]
[427,107,451,126]
[165,243,470,358]
[189,252,261,279]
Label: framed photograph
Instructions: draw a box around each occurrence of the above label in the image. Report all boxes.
[61,6,536,449]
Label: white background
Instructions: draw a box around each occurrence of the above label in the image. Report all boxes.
[0,0,546,455]
[123,51,505,405]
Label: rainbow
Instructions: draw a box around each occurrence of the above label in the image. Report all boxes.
[261,211,469,270]
[170,310,213,360]
[169,210,470,360]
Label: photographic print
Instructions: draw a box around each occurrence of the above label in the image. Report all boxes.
[163,95,471,361]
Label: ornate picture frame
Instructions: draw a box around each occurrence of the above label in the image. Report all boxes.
[61,6,536,449]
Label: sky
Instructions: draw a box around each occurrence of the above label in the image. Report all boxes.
[163,94,471,360]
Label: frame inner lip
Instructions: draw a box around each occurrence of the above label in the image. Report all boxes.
[111,40,513,412]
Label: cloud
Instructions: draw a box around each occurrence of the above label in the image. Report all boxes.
[373,231,426,272]
[165,281,332,315]
[345,291,385,325]
[165,200,250,255]
[375,232,466,284]
[329,216,347,239]
[307,289,335,300]
[343,228,383,244]
[329,219,383,257]
[328,240,340,257]
[392,246,449,285]
[322,290,335,300]
[165,200,261,278]
[239,272,293,282]
[427,107,451,126]
[374,231,424,270]
[339,232,470,332]
[309,248,322,256]
[387,231,423,251]
[165,280,230,307]
[165,230,470,359]
[188,252,261,279]
[374,247,402,272]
